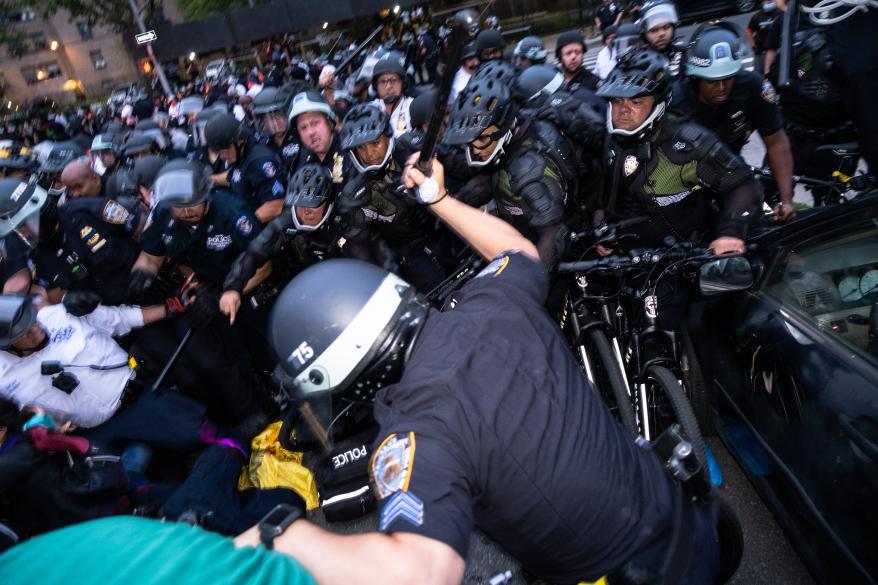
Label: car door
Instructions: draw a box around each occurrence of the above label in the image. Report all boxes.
[724,216,878,583]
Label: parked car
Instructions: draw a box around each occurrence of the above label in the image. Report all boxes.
[688,192,878,584]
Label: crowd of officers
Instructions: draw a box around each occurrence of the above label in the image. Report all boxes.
[0,0,876,582]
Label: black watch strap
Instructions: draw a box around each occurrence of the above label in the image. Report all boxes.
[258,503,303,550]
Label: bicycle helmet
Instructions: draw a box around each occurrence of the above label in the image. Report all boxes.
[471,59,518,88]
[597,49,671,138]
[445,76,517,167]
[685,20,746,80]
[339,104,394,175]
[285,164,334,232]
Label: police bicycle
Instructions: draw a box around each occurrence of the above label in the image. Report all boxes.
[558,237,754,468]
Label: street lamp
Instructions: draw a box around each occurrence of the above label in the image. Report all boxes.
[50,40,59,51]
[189,51,196,61]
[393,5,400,14]
[322,22,328,30]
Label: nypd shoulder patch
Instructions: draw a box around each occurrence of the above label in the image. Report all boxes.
[235,216,252,235]
[262,161,276,178]
[371,432,416,500]
[102,200,132,225]
[379,490,424,531]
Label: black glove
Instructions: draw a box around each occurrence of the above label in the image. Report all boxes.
[184,287,221,329]
[128,269,155,301]
[62,290,102,317]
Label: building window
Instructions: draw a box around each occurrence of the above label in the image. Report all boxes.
[29,32,47,51]
[77,22,93,40]
[21,61,62,85]
[90,50,107,70]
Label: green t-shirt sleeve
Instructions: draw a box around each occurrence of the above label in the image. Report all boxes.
[0,516,316,585]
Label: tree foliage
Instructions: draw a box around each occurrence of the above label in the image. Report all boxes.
[177,0,271,20]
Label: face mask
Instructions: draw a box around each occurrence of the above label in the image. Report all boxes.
[382,94,402,107]
[762,2,776,11]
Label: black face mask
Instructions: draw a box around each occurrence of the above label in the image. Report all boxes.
[383,94,402,107]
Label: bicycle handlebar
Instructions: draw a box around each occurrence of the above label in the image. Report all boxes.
[557,244,714,274]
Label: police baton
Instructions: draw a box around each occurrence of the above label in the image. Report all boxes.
[778,0,796,88]
[150,328,193,393]
[334,25,385,77]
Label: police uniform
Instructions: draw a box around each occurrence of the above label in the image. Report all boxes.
[670,71,784,154]
[55,197,140,305]
[369,251,720,584]
[140,190,258,288]
[0,233,30,290]
[370,96,415,139]
[228,139,286,218]
[293,134,348,184]
[261,133,303,178]
[561,66,600,94]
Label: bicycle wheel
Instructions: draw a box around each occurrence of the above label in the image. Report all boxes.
[679,327,715,436]
[644,364,707,468]
[583,328,638,437]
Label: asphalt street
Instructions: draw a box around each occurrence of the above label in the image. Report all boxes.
[308,11,819,584]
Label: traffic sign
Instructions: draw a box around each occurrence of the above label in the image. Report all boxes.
[135,30,157,45]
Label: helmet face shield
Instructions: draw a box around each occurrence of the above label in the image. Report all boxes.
[261,110,288,137]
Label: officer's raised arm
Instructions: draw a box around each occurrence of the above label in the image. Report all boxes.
[401,153,539,262]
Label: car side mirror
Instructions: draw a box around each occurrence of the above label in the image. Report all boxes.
[699,256,753,295]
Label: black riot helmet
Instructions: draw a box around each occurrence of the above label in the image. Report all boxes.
[339,104,394,175]
[104,168,140,200]
[285,164,335,232]
[0,295,37,350]
[38,141,84,175]
[204,113,248,152]
[122,132,157,159]
[252,87,286,115]
[409,90,438,129]
[452,9,480,35]
[152,159,212,208]
[132,154,168,190]
[555,30,586,60]
[597,49,672,138]
[514,64,565,107]
[371,51,407,101]
[269,259,428,443]
[513,36,547,65]
[471,59,518,88]
[685,20,746,80]
[474,28,505,61]
[444,76,517,167]
[0,178,48,241]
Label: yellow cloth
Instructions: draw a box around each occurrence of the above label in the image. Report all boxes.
[237,421,320,510]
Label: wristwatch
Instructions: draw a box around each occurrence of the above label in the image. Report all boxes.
[258,503,303,550]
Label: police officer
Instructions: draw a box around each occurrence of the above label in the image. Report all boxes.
[670,21,795,221]
[234,156,732,585]
[473,28,505,63]
[443,76,578,267]
[370,52,414,139]
[252,86,302,176]
[335,104,442,291]
[204,113,285,224]
[219,164,340,325]
[59,159,106,200]
[638,0,686,77]
[596,49,760,264]
[555,30,601,93]
[747,0,783,73]
[513,36,548,69]
[0,145,37,181]
[90,133,124,177]
[0,179,41,294]
[130,159,269,425]
[288,91,346,181]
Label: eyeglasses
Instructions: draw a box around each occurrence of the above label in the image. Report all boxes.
[469,129,506,149]
[377,76,402,88]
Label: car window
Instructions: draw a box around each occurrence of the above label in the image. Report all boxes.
[766,220,878,365]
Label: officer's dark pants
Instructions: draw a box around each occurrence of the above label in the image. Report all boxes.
[83,390,216,452]
[843,69,878,173]
[161,444,305,535]
[131,317,269,425]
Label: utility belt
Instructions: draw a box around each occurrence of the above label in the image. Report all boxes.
[784,120,856,142]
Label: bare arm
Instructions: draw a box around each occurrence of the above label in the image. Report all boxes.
[402,155,539,262]
[132,251,164,276]
[235,521,464,585]
[255,199,285,224]
[763,129,796,221]
[763,48,777,75]
[141,304,168,325]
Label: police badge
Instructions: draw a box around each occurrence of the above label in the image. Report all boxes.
[623,154,639,177]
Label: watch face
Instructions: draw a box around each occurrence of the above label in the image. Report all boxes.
[860,270,878,298]
[839,275,863,302]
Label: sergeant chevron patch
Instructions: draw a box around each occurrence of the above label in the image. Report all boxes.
[379,490,424,531]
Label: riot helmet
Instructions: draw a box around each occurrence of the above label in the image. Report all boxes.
[514,65,565,106]
[513,36,547,66]
[639,0,679,34]
[475,28,505,61]
[269,259,428,444]
[371,51,407,106]
[285,164,335,232]
[597,49,671,138]
[555,30,586,60]
[0,295,37,350]
[253,86,291,138]
[340,104,394,175]
[288,90,335,126]
[152,159,212,209]
[685,20,746,80]
[204,113,248,152]
[0,178,48,249]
